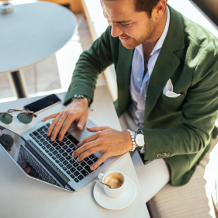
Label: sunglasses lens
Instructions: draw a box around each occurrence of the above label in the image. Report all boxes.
[0,113,12,124]
[18,113,32,124]
[0,134,14,149]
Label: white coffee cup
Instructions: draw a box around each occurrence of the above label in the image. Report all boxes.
[98,170,126,198]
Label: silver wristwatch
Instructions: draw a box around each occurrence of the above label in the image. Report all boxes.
[127,129,145,151]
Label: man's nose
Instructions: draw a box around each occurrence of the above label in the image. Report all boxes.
[111,23,123,37]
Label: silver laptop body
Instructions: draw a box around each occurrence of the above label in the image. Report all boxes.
[0,119,123,192]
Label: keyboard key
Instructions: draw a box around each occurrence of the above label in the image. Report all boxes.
[93,157,98,162]
[66,141,71,145]
[60,157,65,162]
[89,154,95,159]
[67,134,79,145]
[55,159,60,163]
[59,149,64,154]
[70,174,75,179]
[48,153,53,156]
[73,162,79,167]
[33,131,39,136]
[85,165,93,173]
[63,161,68,165]
[62,152,67,157]
[81,170,89,177]
[46,123,50,127]
[69,144,74,148]
[77,166,82,171]
[59,163,63,167]
[53,143,58,147]
[74,171,79,176]
[52,156,56,160]
[43,141,48,145]
[88,160,93,165]
[63,167,67,171]
[63,138,67,142]
[63,145,68,149]
[81,162,86,167]
[66,148,72,153]
[56,146,61,150]
[70,159,75,164]
[53,151,58,155]
[60,142,65,146]
[66,171,71,175]
[70,168,76,173]
[56,154,61,158]
[84,157,89,161]
[49,147,54,152]
[46,144,51,149]
[74,178,79,183]
[66,156,71,160]
[78,175,84,181]
[67,164,72,169]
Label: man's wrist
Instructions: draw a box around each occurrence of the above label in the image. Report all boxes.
[126,129,136,151]
[126,129,145,151]
[71,94,91,107]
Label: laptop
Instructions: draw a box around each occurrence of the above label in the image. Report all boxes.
[0,119,123,192]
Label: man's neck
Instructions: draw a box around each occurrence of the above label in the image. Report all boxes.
[143,9,168,63]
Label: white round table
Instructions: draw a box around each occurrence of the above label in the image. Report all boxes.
[0,1,77,98]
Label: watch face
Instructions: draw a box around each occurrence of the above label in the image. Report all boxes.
[135,134,144,147]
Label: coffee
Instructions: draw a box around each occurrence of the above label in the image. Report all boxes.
[104,172,124,189]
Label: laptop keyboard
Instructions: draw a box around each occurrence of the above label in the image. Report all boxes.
[29,123,104,183]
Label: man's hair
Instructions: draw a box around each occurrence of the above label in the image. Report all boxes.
[135,0,165,18]
[104,0,167,18]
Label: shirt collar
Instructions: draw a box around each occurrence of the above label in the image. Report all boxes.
[135,6,170,57]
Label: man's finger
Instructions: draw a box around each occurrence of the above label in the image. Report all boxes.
[90,154,108,171]
[77,113,88,130]
[75,145,101,162]
[50,113,69,141]
[76,132,99,149]
[58,116,77,141]
[72,139,99,158]
[42,113,60,122]
[47,113,62,137]
[86,126,109,132]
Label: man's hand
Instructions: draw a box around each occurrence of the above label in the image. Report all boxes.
[72,126,133,170]
[42,99,88,141]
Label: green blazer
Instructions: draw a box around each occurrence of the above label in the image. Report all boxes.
[64,5,218,186]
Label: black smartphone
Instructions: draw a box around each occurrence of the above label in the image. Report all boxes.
[24,94,61,113]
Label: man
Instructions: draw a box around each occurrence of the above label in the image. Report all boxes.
[43,0,218,201]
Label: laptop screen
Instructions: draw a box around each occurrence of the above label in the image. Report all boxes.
[0,125,68,190]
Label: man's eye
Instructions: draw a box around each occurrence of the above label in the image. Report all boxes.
[120,23,130,27]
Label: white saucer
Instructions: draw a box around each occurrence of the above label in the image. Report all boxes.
[93,176,137,210]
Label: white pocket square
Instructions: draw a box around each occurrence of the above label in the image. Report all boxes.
[163,79,181,98]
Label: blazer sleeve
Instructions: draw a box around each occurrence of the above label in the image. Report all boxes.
[142,44,218,160]
[64,26,113,105]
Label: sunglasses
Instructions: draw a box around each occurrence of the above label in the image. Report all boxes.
[0,127,14,151]
[0,109,37,124]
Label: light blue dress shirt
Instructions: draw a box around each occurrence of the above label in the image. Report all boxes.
[129,6,170,129]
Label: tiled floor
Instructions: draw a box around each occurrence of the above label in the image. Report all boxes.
[0,12,106,103]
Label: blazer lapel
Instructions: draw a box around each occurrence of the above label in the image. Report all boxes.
[116,43,134,115]
[144,5,185,119]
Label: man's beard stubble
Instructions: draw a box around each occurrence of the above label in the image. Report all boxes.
[120,19,157,50]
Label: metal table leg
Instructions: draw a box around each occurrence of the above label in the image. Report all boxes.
[7,70,28,98]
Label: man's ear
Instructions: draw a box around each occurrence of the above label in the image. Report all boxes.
[152,0,167,20]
